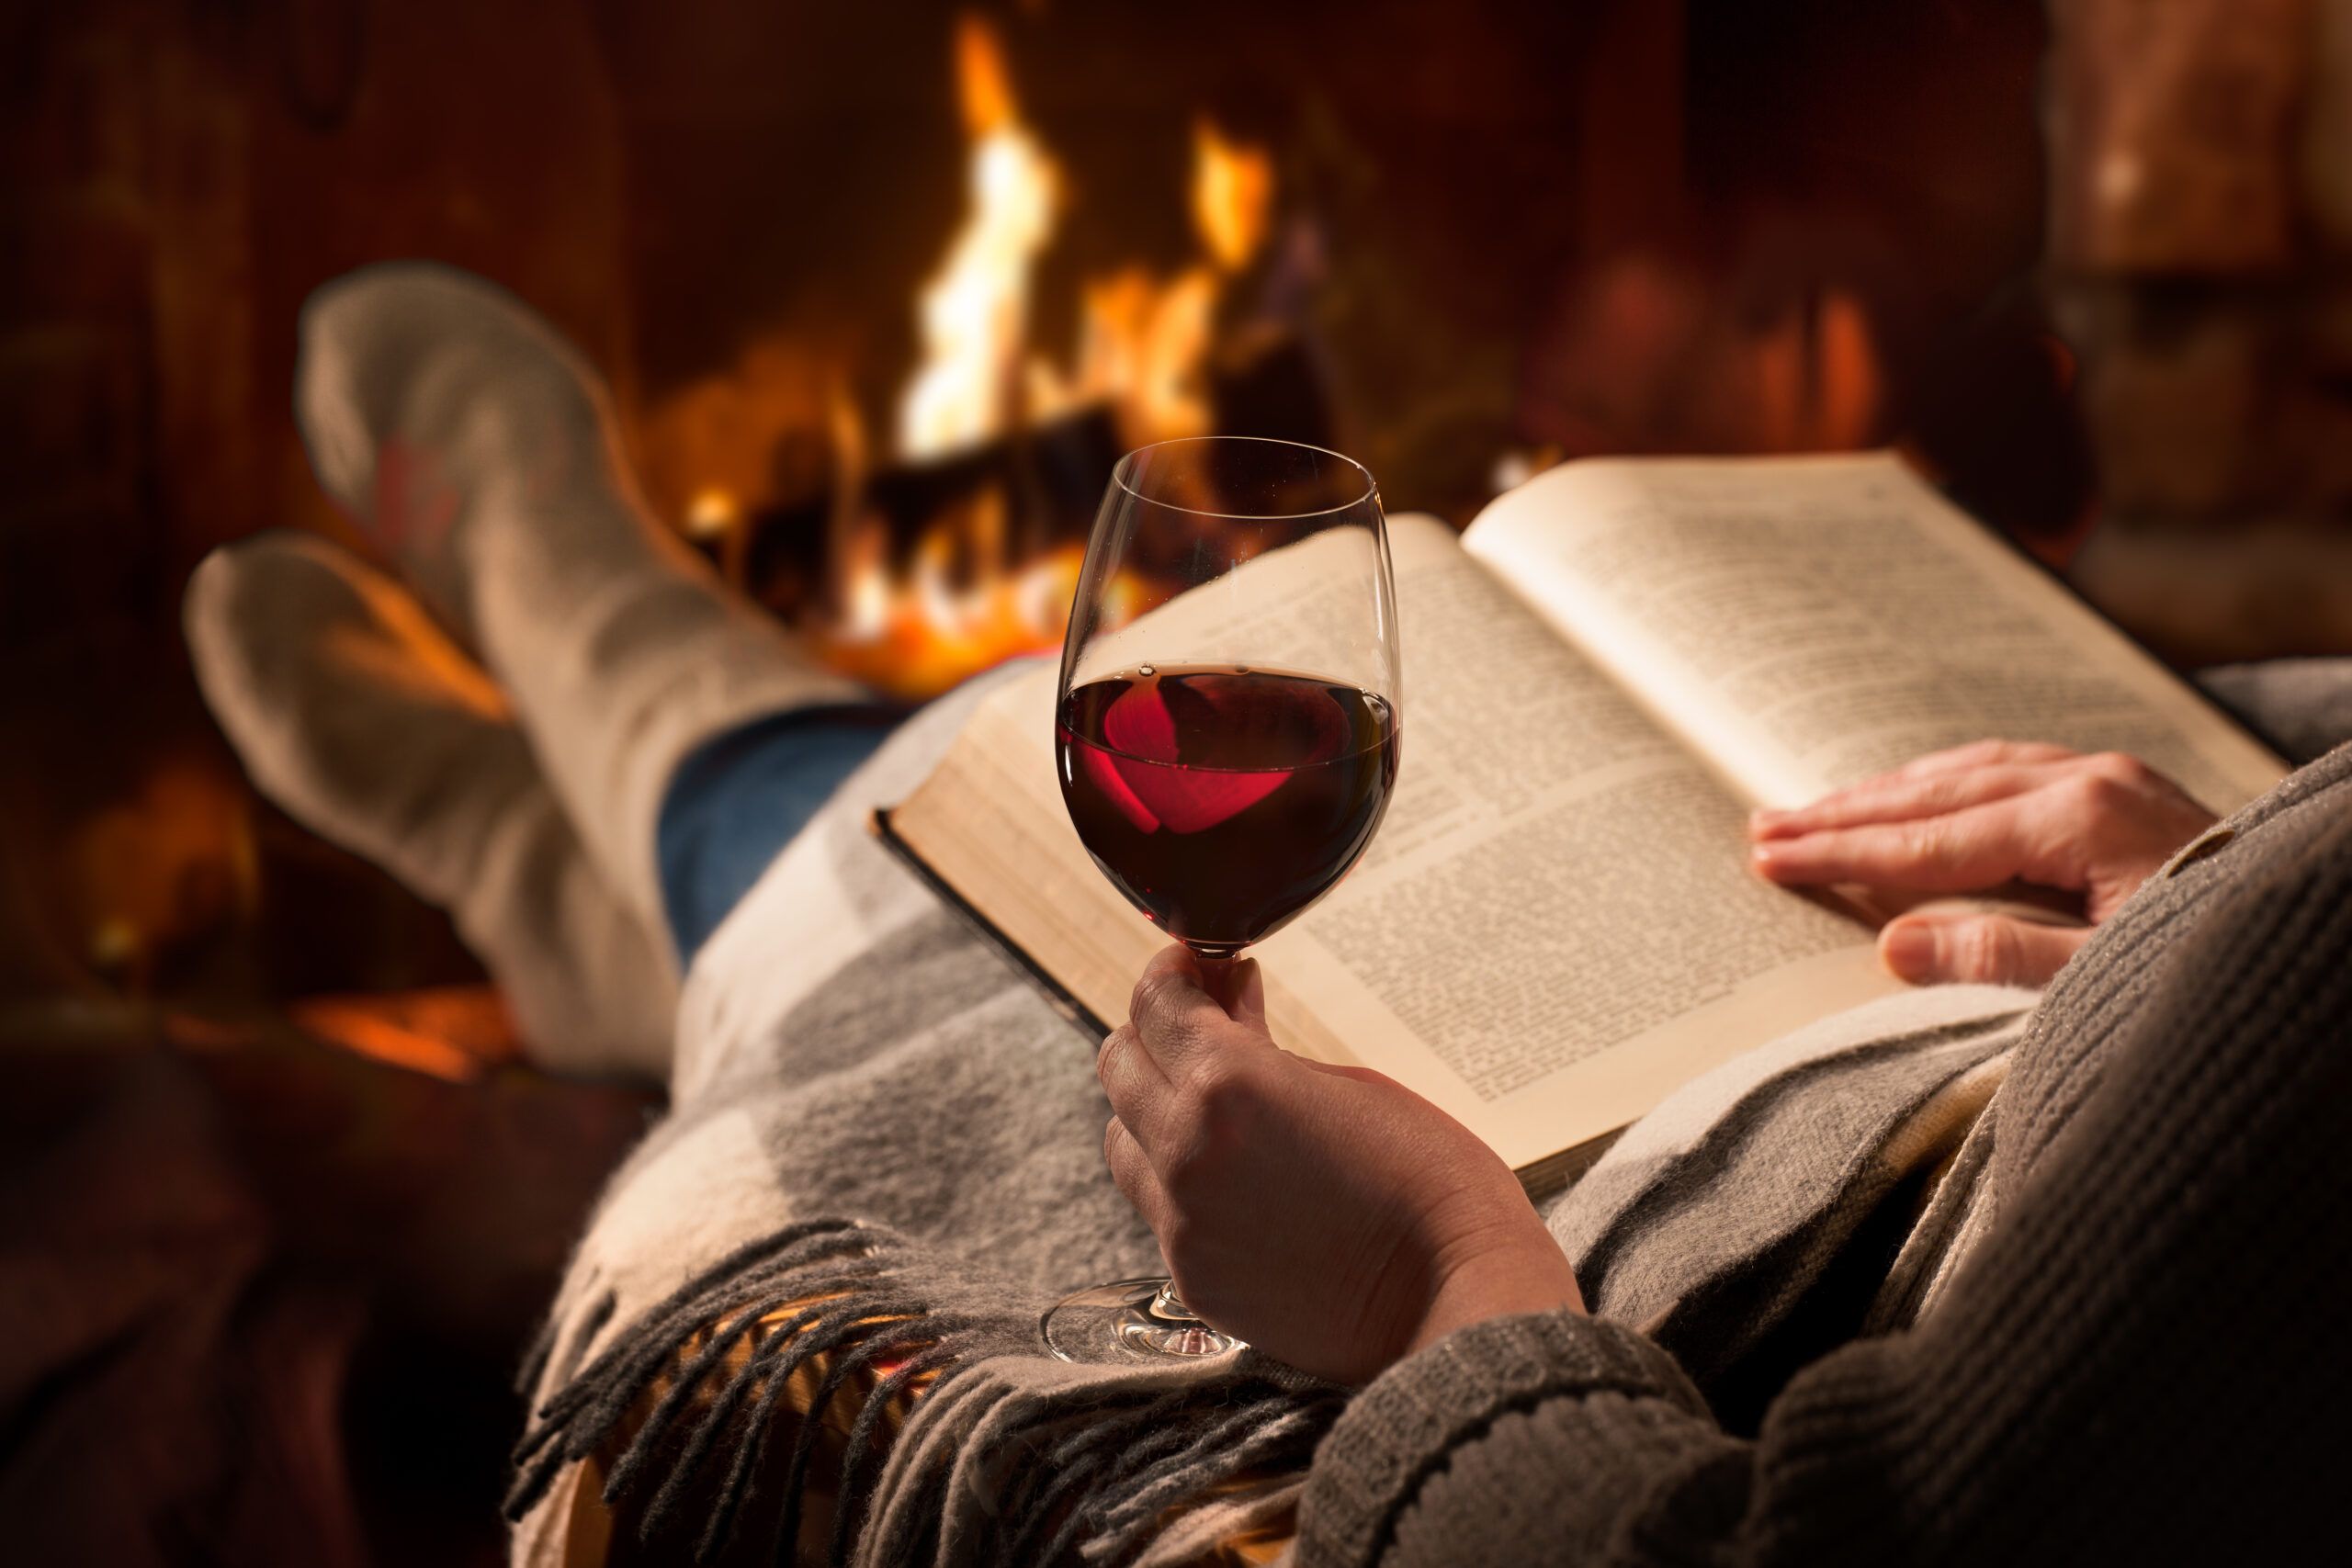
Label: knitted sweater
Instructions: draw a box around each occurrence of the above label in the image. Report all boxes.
[1297,734,2352,1567]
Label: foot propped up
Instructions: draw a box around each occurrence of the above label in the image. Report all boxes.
[291,262,867,927]
[187,530,678,1081]
[294,262,633,641]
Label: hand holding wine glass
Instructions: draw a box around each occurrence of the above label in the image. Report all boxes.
[1096,944,1583,1384]
[1044,435,1408,1361]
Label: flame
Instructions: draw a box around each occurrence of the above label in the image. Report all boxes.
[1029,119,1274,445]
[816,503,1145,701]
[1192,119,1273,275]
[786,30,1276,698]
[1035,265,1216,442]
[896,32,1272,461]
[955,12,1018,138]
[898,17,1057,460]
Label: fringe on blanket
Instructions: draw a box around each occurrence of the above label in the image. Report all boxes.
[504,1219,1344,1568]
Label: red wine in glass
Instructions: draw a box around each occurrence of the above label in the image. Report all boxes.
[1043,435,1402,1364]
[1057,664,1399,955]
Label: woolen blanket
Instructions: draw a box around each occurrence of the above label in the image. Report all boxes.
[504,665,2062,1567]
[511,659,2349,1565]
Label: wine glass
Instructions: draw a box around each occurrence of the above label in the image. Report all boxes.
[1042,435,1403,1362]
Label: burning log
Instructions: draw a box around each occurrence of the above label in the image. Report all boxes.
[866,401,1128,570]
[706,321,1340,704]
[732,401,1125,615]
[704,404,1120,700]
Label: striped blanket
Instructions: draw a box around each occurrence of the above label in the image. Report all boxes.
[505,674,2041,1567]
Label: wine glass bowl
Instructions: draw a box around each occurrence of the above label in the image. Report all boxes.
[1043,436,1403,1363]
[1054,437,1404,961]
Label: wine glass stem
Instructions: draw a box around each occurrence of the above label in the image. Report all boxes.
[1193,952,1242,1009]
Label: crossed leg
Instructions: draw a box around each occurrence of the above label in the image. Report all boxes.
[188,263,885,1079]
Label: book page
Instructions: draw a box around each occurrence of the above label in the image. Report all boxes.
[890,513,1900,1174]
[1462,454,2288,814]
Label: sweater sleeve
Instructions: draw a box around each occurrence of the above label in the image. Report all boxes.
[1298,788,2352,1568]
[1298,1311,1749,1567]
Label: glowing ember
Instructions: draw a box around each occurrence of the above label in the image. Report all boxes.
[684,486,741,539]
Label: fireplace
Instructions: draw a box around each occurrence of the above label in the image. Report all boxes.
[47,0,2352,1018]
[2,0,2104,1008]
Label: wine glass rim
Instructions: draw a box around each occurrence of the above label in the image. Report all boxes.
[1112,435,1378,521]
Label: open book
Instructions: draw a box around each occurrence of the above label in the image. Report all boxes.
[879,454,2288,1191]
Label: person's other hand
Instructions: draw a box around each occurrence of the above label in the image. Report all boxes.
[1097,945,1581,1384]
[1748,741,2217,987]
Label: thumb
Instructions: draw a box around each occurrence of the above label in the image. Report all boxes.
[1879,912,2088,987]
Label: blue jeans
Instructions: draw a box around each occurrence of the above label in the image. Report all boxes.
[655,705,899,963]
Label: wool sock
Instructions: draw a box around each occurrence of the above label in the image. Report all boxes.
[293,261,867,929]
[186,530,678,1081]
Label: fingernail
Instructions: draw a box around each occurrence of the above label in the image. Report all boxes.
[1748,808,1782,837]
[1749,842,1786,877]
[1881,921,1940,981]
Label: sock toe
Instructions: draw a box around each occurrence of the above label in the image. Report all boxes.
[297,264,596,502]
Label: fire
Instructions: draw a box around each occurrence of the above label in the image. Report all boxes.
[1192,119,1273,274]
[894,22,1274,464]
[1035,118,1275,444]
[1047,266,1219,442]
[816,535,1141,702]
[897,17,1057,460]
[821,19,1275,698]
[684,486,740,539]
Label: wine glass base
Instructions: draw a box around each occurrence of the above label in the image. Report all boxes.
[1040,1277,1246,1363]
